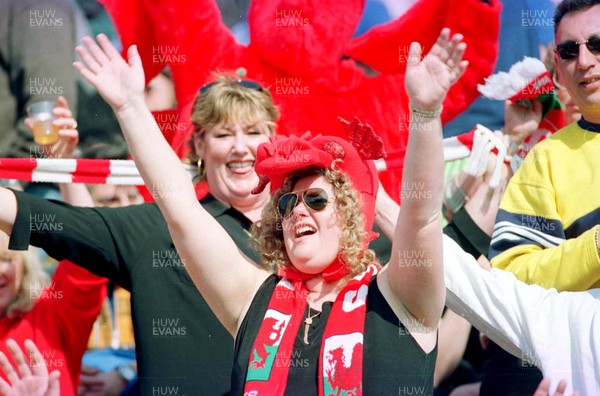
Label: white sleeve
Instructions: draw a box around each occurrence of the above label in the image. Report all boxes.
[444,236,600,395]
[443,235,557,364]
[443,235,600,395]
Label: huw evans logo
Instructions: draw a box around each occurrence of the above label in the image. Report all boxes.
[152,386,185,396]
[30,214,63,232]
[275,9,309,27]
[30,282,63,301]
[29,9,63,28]
[30,77,63,95]
[152,318,187,337]
[521,9,554,28]
[152,250,185,268]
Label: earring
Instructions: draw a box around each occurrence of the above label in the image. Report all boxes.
[197,158,206,180]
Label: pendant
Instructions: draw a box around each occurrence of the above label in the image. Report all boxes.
[303,318,312,344]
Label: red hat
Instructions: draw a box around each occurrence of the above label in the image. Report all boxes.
[253,117,386,239]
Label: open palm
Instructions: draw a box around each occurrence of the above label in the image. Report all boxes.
[74,34,145,111]
[405,28,468,111]
[0,340,60,396]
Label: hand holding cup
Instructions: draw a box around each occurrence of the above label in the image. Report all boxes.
[25,96,79,158]
[27,100,59,145]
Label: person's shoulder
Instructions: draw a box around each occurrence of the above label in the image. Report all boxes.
[550,121,587,140]
[538,120,600,155]
[98,201,157,213]
[95,201,164,224]
[525,122,582,158]
[199,194,228,218]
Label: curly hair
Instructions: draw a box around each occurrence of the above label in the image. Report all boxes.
[186,73,280,170]
[0,232,50,319]
[252,167,378,276]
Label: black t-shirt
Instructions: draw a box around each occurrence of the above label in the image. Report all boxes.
[231,274,436,395]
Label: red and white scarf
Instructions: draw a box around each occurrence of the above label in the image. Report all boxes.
[244,263,378,395]
[0,158,196,185]
[377,124,507,188]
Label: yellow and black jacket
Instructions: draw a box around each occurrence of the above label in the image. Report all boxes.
[490,119,600,291]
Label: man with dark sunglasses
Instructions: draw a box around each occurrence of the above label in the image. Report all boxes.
[556,35,600,60]
[489,0,600,312]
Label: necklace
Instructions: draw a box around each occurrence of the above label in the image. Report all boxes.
[303,297,321,345]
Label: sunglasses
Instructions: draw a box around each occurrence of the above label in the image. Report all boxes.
[198,79,263,94]
[276,188,329,218]
[555,36,600,60]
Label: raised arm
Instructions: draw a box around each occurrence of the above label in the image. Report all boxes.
[73,35,269,334]
[384,29,468,329]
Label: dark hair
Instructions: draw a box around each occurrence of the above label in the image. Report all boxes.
[554,0,600,33]
[80,136,130,160]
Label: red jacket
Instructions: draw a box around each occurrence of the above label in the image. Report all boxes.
[102,0,501,202]
[0,261,106,396]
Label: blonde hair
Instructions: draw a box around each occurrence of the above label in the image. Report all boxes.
[187,73,280,166]
[252,168,378,275]
[0,232,50,319]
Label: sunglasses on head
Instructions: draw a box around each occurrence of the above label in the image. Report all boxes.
[555,36,600,60]
[276,188,329,218]
[198,79,263,94]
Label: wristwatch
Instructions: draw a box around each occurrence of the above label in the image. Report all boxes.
[116,364,136,382]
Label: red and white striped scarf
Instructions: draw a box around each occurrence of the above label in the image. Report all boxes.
[0,118,559,191]
[0,158,196,185]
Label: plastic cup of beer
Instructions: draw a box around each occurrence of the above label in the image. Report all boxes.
[28,100,59,145]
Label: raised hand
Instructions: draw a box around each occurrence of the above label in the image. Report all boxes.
[405,28,468,111]
[503,99,543,145]
[74,34,145,111]
[0,339,60,396]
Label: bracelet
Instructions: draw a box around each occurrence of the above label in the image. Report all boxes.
[410,104,443,118]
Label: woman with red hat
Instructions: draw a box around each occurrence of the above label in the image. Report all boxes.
[74,27,467,394]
